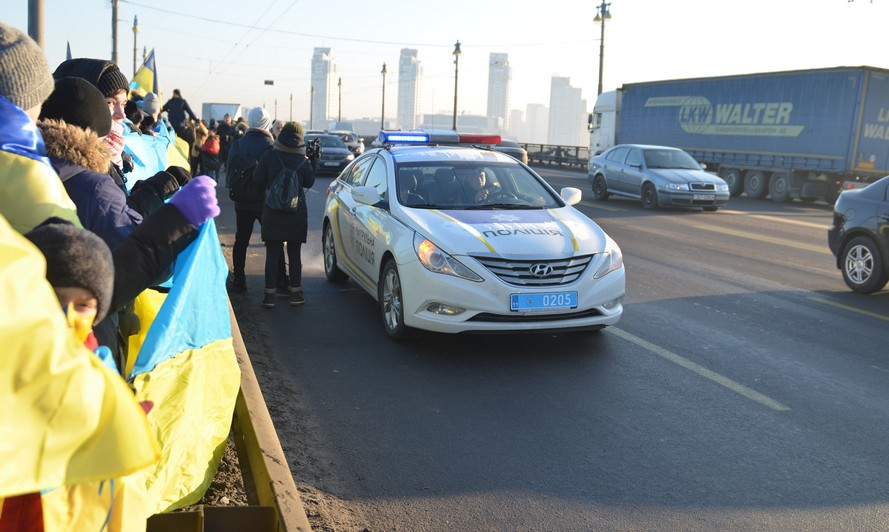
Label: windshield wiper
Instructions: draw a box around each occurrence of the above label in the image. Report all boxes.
[463,203,538,210]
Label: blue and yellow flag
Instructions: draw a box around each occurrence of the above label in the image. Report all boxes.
[127,219,241,514]
[129,49,158,97]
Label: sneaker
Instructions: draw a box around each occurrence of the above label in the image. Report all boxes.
[289,288,305,306]
[262,290,276,308]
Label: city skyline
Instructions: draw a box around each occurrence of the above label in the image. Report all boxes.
[7,0,889,139]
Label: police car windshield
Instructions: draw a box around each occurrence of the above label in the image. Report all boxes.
[395,162,560,210]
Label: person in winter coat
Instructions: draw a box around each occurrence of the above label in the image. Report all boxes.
[160,88,198,138]
[225,106,285,293]
[255,121,316,308]
[37,76,214,369]
[191,119,209,175]
[51,58,184,216]
[0,22,81,234]
[200,131,222,181]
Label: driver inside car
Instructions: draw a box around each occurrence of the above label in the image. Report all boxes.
[459,168,500,203]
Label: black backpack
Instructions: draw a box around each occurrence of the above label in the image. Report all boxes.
[265,153,305,212]
[228,155,261,204]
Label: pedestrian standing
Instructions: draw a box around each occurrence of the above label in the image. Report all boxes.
[255,122,316,308]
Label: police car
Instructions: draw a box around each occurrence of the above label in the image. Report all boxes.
[322,130,625,340]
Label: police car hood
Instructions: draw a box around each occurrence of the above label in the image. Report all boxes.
[401,207,609,257]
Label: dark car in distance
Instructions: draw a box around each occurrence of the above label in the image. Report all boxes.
[492,139,529,165]
[305,133,355,177]
[828,175,889,293]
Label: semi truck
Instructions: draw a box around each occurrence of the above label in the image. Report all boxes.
[201,102,243,122]
[588,66,889,203]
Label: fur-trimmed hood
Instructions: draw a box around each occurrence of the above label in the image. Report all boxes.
[38,119,111,174]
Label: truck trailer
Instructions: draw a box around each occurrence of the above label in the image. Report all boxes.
[588,66,889,203]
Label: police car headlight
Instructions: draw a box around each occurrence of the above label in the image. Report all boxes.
[414,235,483,282]
[594,237,623,279]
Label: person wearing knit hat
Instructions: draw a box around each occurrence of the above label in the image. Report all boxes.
[52,58,131,185]
[40,77,112,137]
[0,22,81,233]
[141,92,160,119]
[25,218,115,331]
[248,106,272,131]
[255,120,317,308]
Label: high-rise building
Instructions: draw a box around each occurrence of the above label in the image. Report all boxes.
[311,47,336,129]
[548,77,586,146]
[397,49,422,130]
[486,53,510,133]
[525,103,549,145]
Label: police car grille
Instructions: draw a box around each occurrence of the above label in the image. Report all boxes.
[473,255,594,287]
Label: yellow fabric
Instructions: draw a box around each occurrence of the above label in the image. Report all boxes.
[168,138,191,170]
[0,150,81,234]
[130,338,240,514]
[40,473,148,532]
[0,214,158,494]
[126,290,168,377]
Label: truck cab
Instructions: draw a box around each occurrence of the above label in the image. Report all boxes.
[588,90,620,156]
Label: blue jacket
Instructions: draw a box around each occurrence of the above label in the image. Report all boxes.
[40,120,143,249]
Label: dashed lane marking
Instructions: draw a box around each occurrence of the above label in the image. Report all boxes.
[609,327,791,412]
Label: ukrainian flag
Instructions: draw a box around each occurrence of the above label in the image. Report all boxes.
[129,49,159,98]
[126,219,241,514]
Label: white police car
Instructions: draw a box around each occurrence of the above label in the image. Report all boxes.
[322,130,625,340]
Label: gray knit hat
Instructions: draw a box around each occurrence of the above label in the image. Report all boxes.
[0,22,54,111]
[25,218,115,325]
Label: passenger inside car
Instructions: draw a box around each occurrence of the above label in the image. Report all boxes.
[398,170,425,206]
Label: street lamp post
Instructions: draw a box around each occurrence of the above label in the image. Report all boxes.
[338,77,342,123]
[132,15,138,78]
[452,40,461,130]
[594,1,612,96]
[380,63,387,130]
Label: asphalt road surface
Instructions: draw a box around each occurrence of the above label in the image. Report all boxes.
[217,166,889,531]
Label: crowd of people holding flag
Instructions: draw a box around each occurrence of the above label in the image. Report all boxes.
[0,21,244,530]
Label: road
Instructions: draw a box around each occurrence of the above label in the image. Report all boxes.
[219,166,889,531]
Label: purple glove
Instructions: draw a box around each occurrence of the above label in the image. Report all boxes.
[169,175,220,226]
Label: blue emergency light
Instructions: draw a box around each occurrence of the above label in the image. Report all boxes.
[380,131,430,144]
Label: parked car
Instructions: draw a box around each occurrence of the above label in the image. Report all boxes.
[305,133,354,176]
[589,144,730,211]
[322,130,625,340]
[492,139,529,164]
[329,130,365,156]
[828,175,889,293]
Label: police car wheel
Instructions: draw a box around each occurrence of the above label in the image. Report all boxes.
[379,260,412,341]
[323,223,348,283]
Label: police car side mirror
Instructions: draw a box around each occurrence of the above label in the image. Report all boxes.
[561,187,582,206]
[352,185,383,206]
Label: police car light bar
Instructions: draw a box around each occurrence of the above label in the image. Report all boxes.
[380,131,430,144]
[378,130,502,146]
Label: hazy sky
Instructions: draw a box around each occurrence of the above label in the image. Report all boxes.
[6,0,889,124]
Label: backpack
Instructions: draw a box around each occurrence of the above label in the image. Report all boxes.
[228,158,260,204]
[265,153,305,212]
[201,135,220,155]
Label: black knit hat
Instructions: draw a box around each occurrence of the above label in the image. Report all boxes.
[25,218,115,325]
[39,77,112,136]
[52,58,129,98]
[165,165,192,187]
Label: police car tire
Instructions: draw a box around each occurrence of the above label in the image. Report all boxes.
[379,260,412,341]
[323,223,348,283]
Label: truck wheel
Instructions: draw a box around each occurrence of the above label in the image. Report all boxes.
[744,171,768,199]
[592,174,610,200]
[769,172,791,202]
[641,182,660,209]
[841,236,888,294]
[720,168,744,197]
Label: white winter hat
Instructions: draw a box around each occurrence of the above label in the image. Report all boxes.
[247,106,271,130]
[141,92,160,117]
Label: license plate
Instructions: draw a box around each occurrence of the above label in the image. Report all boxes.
[324,161,340,167]
[694,194,715,201]
[511,292,577,311]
